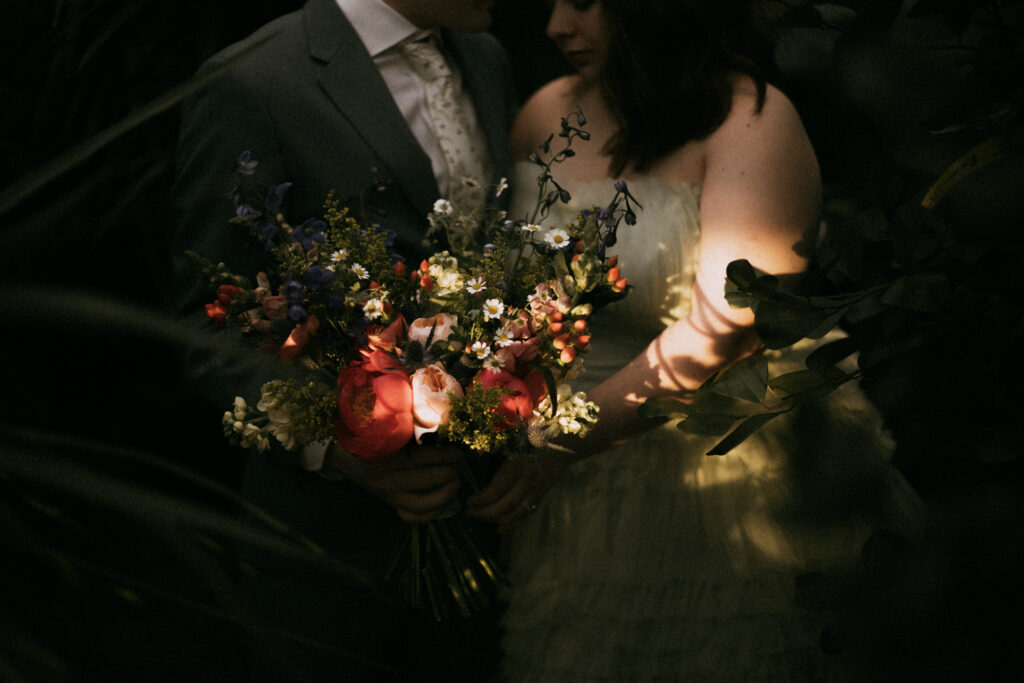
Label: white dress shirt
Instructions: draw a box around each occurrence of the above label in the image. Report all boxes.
[334,0,489,197]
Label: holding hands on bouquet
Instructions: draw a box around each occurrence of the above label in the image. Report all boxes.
[320,442,464,523]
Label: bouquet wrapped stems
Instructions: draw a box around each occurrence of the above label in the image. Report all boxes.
[387,460,506,620]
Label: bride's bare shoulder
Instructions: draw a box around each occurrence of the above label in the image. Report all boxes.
[509,76,582,160]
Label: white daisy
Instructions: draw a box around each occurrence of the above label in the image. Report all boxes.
[483,355,505,372]
[432,198,453,216]
[330,249,348,264]
[466,276,486,294]
[351,263,370,280]
[469,341,491,360]
[522,223,542,233]
[363,298,385,320]
[493,326,515,347]
[482,298,505,320]
[544,228,572,249]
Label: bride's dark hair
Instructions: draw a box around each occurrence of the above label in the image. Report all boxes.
[596,0,776,176]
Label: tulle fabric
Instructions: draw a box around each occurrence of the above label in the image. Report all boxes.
[500,164,919,681]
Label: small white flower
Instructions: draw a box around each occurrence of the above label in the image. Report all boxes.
[493,326,515,347]
[482,298,505,320]
[363,298,385,320]
[495,177,509,198]
[232,397,248,421]
[522,223,542,233]
[483,355,505,372]
[466,276,486,294]
[433,198,453,215]
[544,228,572,249]
[351,263,370,280]
[469,341,491,360]
[330,249,348,264]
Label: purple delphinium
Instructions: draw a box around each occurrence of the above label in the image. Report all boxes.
[291,218,327,250]
[265,182,292,214]
[304,264,336,291]
[236,151,259,176]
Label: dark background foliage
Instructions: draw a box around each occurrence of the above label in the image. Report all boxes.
[1,0,1021,680]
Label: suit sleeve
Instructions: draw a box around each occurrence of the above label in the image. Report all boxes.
[171,58,305,454]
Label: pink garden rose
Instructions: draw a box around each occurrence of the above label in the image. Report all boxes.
[408,313,458,347]
[411,363,463,441]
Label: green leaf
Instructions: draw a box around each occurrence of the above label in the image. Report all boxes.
[706,412,782,456]
[537,365,560,417]
[844,291,885,323]
[754,300,834,349]
[768,370,828,399]
[805,305,850,339]
[805,336,860,372]
[724,278,757,310]
[638,396,693,418]
[712,354,768,402]
[677,412,739,437]
[881,272,950,311]
[725,259,760,289]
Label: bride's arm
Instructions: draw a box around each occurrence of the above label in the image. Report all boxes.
[467,84,821,525]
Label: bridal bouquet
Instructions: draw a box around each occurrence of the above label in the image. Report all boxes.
[189,113,639,618]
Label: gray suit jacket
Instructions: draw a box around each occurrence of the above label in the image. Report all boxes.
[173,0,515,408]
[170,1,514,676]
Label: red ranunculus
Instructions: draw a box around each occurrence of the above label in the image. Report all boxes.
[217,284,242,304]
[205,300,228,325]
[279,315,320,362]
[336,355,414,461]
[475,369,535,430]
[366,316,408,352]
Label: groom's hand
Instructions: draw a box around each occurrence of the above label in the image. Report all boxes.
[321,443,463,523]
[466,451,569,529]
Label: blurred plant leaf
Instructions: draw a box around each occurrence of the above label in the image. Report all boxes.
[638,395,693,418]
[677,412,740,437]
[805,335,860,371]
[711,353,769,402]
[880,272,951,311]
[768,369,833,398]
[0,32,277,218]
[706,411,783,456]
[754,298,838,348]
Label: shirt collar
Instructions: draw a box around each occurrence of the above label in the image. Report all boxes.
[334,0,427,57]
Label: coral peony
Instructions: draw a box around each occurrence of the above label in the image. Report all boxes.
[336,357,414,461]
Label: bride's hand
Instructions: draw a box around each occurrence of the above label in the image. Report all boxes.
[465,451,570,528]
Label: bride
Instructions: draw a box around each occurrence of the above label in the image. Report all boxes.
[468,0,919,679]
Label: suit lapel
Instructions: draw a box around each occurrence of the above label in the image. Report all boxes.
[304,0,440,215]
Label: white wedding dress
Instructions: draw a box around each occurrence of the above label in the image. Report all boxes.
[500,163,921,681]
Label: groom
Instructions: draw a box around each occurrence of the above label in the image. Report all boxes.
[172,0,515,680]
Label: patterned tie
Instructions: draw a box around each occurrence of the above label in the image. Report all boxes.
[400,34,489,217]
